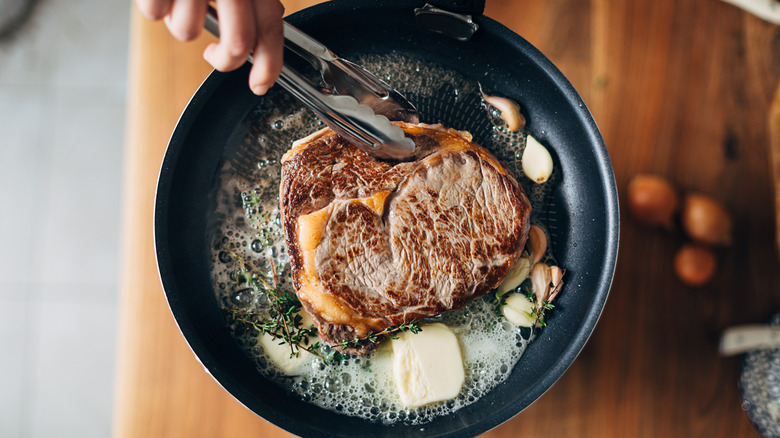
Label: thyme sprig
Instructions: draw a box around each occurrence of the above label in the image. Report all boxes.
[523,291,555,327]
[228,307,324,359]
[224,249,421,365]
[227,251,320,359]
[339,320,423,351]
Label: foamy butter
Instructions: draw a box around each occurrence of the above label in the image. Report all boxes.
[248,296,531,425]
[211,159,537,425]
[208,52,561,426]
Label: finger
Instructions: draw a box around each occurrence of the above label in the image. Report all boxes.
[136,0,173,20]
[203,0,256,72]
[248,0,284,95]
[164,0,207,41]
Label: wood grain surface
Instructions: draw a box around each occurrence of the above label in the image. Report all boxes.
[771,81,780,254]
[113,1,780,437]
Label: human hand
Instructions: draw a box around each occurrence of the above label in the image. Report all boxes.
[136,0,284,95]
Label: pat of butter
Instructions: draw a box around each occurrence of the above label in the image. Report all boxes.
[260,311,316,375]
[391,323,464,408]
[501,293,536,327]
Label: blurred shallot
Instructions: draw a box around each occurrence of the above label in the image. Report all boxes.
[682,193,732,246]
[627,174,678,229]
[626,174,733,287]
[674,244,717,286]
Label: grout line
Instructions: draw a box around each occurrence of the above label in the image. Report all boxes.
[28,83,53,301]
[19,286,35,438]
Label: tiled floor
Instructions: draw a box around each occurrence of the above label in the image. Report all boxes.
[0,0,129,436]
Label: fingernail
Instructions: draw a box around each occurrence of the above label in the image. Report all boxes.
[252,85,268,95]
[203,45,216,65]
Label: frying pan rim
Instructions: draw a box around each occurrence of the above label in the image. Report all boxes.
[154,1,620,436]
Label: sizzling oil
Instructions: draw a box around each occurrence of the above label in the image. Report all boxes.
[209,53,560,426]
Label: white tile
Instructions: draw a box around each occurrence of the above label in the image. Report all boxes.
[38,92,124,286]
[45,0,130,91]
[0,0,129,436]
[52,82,127,107]
[0,297,31,438]
[28,293,117,438]
[0,85,49,284]
[37,281,118,302]
[0,2,53,85]
[0,0,131,90]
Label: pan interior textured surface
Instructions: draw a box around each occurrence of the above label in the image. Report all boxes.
[155,2,618,437]
[210,53,561,426]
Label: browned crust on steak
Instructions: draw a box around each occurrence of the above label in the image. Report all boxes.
[280,122,531,354]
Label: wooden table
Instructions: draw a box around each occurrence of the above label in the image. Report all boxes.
[113,1,780,436]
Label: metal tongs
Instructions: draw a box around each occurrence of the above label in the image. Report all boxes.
[204,7,419,160]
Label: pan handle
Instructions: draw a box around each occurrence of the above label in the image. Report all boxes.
[426,0,485,16]
[414,1,484,41]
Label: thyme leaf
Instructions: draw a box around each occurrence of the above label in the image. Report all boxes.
[340,320,423,349]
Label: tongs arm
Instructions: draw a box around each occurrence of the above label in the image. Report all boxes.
[204,7,417,160]
[283,25,388,98]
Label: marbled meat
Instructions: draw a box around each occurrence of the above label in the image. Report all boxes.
[280,122,531,354]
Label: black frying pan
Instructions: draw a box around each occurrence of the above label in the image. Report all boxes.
[155,1,619,436]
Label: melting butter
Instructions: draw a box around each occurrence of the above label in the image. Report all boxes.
[391,323,465,408]
[262,311,316,375]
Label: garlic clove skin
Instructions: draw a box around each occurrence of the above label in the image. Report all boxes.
[482,92,526,131]
[530,262,552,306]
[522,135,554,184]
[548,266,565,302]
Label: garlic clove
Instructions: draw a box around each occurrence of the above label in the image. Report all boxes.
[482,92,526,131]
[548,266,565,302]
[530,262,552,306]
[526,225,548,265]
[501,293,537,327]
[498,256,532,295]
[522,135,553,184]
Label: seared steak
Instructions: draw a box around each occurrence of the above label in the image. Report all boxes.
[280,122,531,354]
